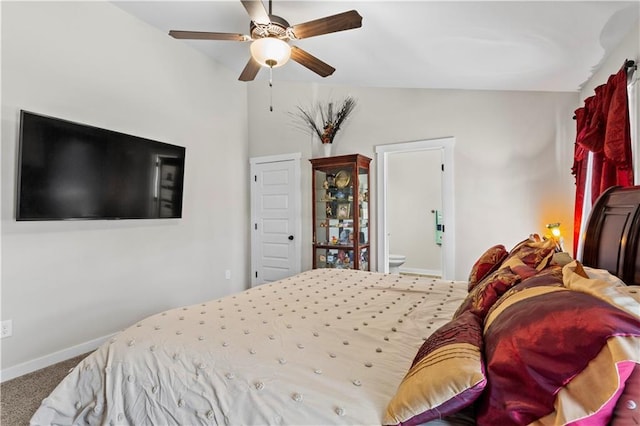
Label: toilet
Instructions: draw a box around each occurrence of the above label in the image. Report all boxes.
[388,254,406,274]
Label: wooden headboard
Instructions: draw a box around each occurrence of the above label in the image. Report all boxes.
[582,185,640,286]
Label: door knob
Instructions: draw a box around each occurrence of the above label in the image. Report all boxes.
[288,235,294,240]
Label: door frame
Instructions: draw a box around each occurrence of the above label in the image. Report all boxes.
[249,152,302,286]
[375,137,455,279]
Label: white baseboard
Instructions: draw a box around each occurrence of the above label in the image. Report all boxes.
[0,333,115,383]
[400,267,442,278]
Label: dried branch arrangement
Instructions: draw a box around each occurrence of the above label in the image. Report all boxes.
[291,97,357,144]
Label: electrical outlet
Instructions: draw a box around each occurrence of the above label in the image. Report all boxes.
[225,270,231,280]
[1,320,13,338]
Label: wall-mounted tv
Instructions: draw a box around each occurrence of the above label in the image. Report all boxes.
[17,110,186,221]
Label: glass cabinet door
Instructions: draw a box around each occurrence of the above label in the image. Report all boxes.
[310,154,371,270]
[358,166,369,247]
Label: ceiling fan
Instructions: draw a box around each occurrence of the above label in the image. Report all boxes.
[169,0,363,82]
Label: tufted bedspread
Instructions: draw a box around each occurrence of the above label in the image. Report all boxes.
[31,269,468,425]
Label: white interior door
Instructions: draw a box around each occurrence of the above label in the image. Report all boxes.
[250,154,302,286]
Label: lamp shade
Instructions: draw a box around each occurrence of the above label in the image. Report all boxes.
[250,37,291,68]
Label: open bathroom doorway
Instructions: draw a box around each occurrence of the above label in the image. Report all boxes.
[375,137,455,279]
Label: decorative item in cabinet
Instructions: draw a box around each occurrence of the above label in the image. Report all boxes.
[310,154,371,270]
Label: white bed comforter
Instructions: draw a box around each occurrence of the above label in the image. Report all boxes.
[31,269,467,425]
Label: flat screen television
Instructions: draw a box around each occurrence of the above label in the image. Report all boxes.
[17,110,186,221]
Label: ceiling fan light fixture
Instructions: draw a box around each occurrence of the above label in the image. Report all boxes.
[250,37,291,68]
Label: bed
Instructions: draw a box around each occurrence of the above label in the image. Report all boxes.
[31,186,640,426]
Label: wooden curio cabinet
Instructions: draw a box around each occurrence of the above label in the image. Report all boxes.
[310,154,371,270]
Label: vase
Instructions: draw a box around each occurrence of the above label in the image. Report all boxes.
[323,143,332,157]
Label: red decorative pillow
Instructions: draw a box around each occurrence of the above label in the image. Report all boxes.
[478,277,640,426]
[467,244,508,292]
[384,311,486,426]
[457,241,559,322]
[455,267,521,320]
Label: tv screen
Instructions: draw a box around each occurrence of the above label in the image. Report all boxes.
[17,110,186,220]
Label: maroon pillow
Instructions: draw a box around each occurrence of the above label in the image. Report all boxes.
[455,267,521,320]
[478,285,640,425]
[468,245,508,292]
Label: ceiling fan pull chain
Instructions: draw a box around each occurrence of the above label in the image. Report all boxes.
[269,66,274,112]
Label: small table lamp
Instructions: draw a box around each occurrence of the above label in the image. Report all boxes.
[546,222,564,252]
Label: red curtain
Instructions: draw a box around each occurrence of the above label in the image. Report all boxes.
[572,67,634,257]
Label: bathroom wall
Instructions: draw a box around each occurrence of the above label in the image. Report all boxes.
[388,149,442,275]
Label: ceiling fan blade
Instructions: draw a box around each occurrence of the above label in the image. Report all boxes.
[169,30,249,42]
[290,46,335,78]
[241,0,270,25]
[290,10,362,40]
[238,57,261,81]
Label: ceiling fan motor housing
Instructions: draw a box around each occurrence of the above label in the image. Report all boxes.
[250,15,291,40]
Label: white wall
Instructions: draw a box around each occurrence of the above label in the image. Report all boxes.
[247,83,578,279]
[1,2,249,373]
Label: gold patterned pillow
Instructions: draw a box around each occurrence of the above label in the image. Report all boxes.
[384,311,486,425]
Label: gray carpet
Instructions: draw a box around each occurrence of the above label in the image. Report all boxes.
[0,353,89,426]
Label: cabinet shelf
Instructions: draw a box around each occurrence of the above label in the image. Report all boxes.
[314,243,370,249]
[310,154,371,271]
